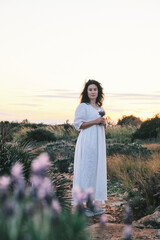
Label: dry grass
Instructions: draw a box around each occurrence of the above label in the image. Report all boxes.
[12,126,30,142]
[143,143,160,152]
[107,144,160,192]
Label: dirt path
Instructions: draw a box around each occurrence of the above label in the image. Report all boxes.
[87,194,159,239]
[64,173,159,239]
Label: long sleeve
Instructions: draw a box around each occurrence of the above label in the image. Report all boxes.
[74,103,86,131]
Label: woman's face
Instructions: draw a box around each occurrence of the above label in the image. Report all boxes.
[87,84,98,101]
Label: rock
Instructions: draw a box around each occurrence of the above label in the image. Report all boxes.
[109,201,125,207]
[137,210,160,228]
[106,214,116,222]
[132,221,146,229]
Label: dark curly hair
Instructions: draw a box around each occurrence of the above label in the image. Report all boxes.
[80,79,104,107]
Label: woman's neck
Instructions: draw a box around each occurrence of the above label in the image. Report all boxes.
[89,99,97,105]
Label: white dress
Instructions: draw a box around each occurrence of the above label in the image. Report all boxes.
[72,102,107,205]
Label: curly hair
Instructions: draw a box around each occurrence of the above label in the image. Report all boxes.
[80,79,104,106]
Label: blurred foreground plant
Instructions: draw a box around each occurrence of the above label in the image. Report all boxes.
[0,153,89,240]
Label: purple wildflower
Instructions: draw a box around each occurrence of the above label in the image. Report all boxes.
[124,225,132,240]
[72,186,86,205]
[123,205,132,240]
[52,199,61,214]
[100,214,108,226]
[0,176,11,201]
[85,187,95,211]
[0,176,11,191]
[123,205,132,225]
[30,175,54,205]
[72,186,86,213]
[31,175,43,190]
[51,199,61,220]
[11,163,25,200]
[31,153,50,176]
[98,110,105,117]
[37,177,53,203]
[11,162,23,181]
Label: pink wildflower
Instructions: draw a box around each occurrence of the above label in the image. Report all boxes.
[31,153,50,175]
[37,177,53,200]
[11,162,23,180]
[52,199,61,214]
[31,175,43,189]
[0,176,11,190]
[124,225,132,240]
[72,186,86,205]
[100,214,108,226]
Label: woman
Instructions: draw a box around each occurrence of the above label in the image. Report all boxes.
[72,79,107,217]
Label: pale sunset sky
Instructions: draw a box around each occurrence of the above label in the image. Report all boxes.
[0,0,160,124]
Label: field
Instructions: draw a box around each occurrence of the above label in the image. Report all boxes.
[0,120,160,239]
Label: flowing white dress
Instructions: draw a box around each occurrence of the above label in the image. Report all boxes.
[72,102,107,205]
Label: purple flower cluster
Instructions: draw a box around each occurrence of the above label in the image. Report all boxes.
[0,153,90,240]
[123,205,133,240]
[100,214,108,226]
[11,162,25,200]
[0,153,61,220]
[98,110,106,117]
[72,186,95,213]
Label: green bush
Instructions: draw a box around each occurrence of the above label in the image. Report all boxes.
[128,173,160,223]
[107,143,152,157]
[117,115,142,127]
[132,114,160,140]
[105,125,137,143]
[25,128,57,142]
[37,141,75,165]
[0,141,36,179]
[49,163,72,208]
[54,158,72,173]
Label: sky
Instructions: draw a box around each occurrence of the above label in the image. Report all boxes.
[0,0,160,124]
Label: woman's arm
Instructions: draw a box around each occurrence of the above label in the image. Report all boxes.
[80,117,106,130]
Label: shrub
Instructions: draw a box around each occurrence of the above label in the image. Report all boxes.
[0,141,36,180]
[107,143,152,157]
[37,140,75,165]
[54,158,72,173]
[105,125,137,144]
[53,124,78,140]
[107,151,160,219]
[132,114,160,140]
[25,128,57,142]
[117,115,142,127]
[49,162,72,208]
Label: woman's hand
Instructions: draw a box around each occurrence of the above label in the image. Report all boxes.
[96,117,106,126]
[80,117,106,130]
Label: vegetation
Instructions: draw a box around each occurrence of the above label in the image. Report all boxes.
[105,125,137,144]
[117,115,142,127]
[132,114,160,141]
[107,143,152,157]
[0,114,160,230]
[24,128,57,142]
[0,154,89,240]
[0,122,72,207]
[107,147,160,220]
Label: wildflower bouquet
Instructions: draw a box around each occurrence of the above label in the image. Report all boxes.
[98,110,106,117]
